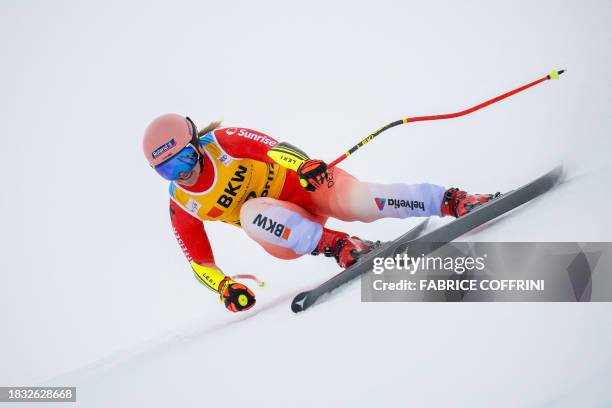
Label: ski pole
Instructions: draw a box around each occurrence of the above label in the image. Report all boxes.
[231,274,266,287]
[328,70,565,169]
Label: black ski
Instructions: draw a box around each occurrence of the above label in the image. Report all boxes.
[291,166,563,313]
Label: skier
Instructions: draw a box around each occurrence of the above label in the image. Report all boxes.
[143,113,498,312]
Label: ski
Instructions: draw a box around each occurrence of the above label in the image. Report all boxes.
[291,219,429,313]
[291,166,564,313]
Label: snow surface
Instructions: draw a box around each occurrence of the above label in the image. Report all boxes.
[1,0,611,407]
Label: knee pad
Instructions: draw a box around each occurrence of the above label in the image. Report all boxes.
[240,198,323,255]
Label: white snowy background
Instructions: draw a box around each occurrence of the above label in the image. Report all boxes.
[1,0,611,406]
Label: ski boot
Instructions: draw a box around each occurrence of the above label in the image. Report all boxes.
[311,228,380,269]
[441,188,502,218]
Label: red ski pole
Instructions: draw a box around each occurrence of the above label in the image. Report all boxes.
[328,70,565,169]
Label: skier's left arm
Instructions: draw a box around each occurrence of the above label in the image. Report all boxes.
[213,127,279,163]
[214,127,330,192]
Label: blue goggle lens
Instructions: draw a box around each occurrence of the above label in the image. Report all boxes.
[154,145,199,180]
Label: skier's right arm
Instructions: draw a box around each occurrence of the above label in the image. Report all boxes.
[169,199,255,312]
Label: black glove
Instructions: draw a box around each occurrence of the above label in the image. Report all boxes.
[297,159,330,192]
[219,277,256,312]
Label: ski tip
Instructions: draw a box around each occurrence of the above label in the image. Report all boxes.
[536,165,565,193]
[550,164,565,183]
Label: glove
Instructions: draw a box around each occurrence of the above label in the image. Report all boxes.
[266,142,332,192]
[297,159,330,192]
[218,277,256,312]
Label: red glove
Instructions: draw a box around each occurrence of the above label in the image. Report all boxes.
[297,159,331,192]
[219,277,256,312]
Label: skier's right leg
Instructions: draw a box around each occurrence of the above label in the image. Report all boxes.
[239,197,325,260]
[240,197,375,268]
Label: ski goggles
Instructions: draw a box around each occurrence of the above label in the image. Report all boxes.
[154,143,201,181]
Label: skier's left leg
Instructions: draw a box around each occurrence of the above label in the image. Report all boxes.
[278,168,498,268]
[284,167,446,222]
[283,167,497,222]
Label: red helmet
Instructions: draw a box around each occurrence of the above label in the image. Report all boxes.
[143,113,198,167]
